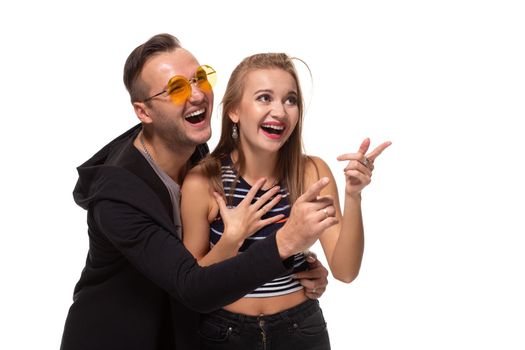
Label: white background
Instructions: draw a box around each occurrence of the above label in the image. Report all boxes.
[1,0,524,349]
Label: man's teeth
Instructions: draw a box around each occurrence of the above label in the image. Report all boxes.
[185,109,205,119]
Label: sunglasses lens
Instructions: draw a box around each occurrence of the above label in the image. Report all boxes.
[163,66,216,105]
[167,76,191,104]
[196,65,217,91]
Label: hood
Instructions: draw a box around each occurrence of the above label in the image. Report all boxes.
[73,124,142,210]
[73,124,209,211]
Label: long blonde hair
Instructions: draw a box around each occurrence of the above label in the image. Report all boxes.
[203,53,308,204]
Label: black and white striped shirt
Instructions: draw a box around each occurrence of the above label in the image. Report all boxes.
[209,158,309,298]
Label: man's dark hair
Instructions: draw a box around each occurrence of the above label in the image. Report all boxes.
[123,33,182,102]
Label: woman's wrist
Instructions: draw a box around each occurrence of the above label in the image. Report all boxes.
[345,192,362,202]
[220,228,245,249]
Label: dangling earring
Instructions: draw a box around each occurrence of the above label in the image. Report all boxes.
[232,123,239,140]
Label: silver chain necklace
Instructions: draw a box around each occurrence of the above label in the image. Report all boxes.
[140,132,155,163]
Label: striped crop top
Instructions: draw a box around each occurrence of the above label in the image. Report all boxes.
[209,157,309,298]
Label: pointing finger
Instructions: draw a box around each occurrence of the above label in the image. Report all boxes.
[336,152,362,162]
[336,138,371,162]
[367,141,392,162]
[298,177,330,202]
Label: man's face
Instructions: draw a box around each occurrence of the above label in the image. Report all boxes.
[139,48,213,148]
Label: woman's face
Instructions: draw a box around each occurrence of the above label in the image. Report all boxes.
[229,68,299,154]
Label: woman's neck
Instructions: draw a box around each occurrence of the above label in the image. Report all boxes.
[232,147,279,189]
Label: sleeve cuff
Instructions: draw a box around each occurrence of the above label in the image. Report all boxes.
[256,232,294,273]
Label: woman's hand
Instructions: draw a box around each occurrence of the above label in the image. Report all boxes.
[213,178,285,244]
[337,138,391,197]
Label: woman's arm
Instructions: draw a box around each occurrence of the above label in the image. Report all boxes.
[305,156,363,283]
[307,139,391,283]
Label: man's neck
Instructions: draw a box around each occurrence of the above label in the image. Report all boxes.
[134,131,195,183]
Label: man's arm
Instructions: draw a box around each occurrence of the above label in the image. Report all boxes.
[93,177,335,313]
[94,199,290,313]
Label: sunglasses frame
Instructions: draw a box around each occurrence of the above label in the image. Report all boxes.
[142,65,216,104]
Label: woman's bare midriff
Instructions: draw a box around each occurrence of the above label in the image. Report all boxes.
[223,289,308,316]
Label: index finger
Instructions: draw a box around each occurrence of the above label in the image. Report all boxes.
[298,177,330,202]
[367,141,392,162]
[212,192,227,213]
[242,177,267,204]
[336,138,372,162]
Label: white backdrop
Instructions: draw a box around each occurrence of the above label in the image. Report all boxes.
[1,1,524,349]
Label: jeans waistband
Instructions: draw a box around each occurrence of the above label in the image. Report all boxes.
[206,299,320,326]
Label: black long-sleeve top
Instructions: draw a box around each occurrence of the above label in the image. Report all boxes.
[60,124,291,350]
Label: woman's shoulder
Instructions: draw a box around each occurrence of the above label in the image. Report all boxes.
[302,154,335,188]
[182,163,210,190]
[304,154,331,176]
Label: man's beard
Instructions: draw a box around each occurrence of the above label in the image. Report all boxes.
[155,111,206,152]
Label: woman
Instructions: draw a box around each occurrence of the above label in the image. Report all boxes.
[181,53,390,349]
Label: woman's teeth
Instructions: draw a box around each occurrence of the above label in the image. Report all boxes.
[261,124,285,134]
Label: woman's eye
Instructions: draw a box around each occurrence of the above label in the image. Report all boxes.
[286,95,298,105]
[256,94,271,102]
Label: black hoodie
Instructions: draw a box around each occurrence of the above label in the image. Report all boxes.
[60,124,291,350]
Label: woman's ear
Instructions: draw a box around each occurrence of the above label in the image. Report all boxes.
[228,108,240,124]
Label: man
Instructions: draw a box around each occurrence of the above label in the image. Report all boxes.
[60,33,336,350]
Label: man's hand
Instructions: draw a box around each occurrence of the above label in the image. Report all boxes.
[276,177,338,258]
[295,252,329,299]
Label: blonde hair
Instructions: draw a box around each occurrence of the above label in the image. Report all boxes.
[203,53,308,204]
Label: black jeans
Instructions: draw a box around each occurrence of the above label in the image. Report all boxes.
[199,299,330,350]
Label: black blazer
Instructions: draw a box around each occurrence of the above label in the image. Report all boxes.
[60,125,291,350]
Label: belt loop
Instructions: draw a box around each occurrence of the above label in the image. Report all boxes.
[239,313,246,331]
